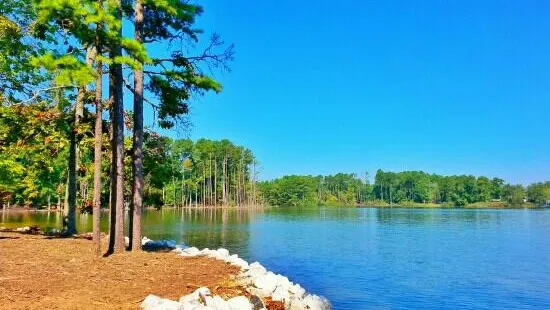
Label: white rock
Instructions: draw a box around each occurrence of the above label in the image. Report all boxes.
[246,287,270,299]
[124,236,130,248]
[288,284,306,298]
[273,274,291,290]
[179,293,199,305]
[204,296,230,310]
[303,294,331,310]
[179,301,208,310]
[216,248,230,257]
[244,262,267,279]
[227,256,249,270]
[271,286,290,302]
[253,272,279,296]
[142,236,152,245]
[179,247,201,257]
[227,296,253,310]
[179,287,211,305]
[141,294,182,310]
[196,287,211,298]
[287,297,306,310]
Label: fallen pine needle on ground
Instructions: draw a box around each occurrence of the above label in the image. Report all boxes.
[0,232,243,310]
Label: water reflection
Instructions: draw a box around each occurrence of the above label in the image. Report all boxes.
[3,206,550,309]
[374,207,503,226]
[0,207,260,259]
[142,208,260,257]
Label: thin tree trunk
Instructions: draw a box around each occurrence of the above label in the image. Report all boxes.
[209,154,212,205]
[202,162,206,207]
[181,174,189,208]
[65,47,95,235]
[130,0,144,251]
[222,155,226,206]
[64,178,69,214]
[108,0,125,254]
[194,188,197,207]
[172,177,177,207]
[214,158,217,206]
[253,160,256,206]
[92,42,103,255]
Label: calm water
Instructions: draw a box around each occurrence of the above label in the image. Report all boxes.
[3,207,550,309]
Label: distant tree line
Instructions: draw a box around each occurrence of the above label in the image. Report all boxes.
[259,170,550,207]
[0,119,259,209]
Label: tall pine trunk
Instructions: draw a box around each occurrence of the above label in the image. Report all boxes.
[92,44,103,255]
[65,47,95,235]
[108,0,125,254]
[129,0,144,251]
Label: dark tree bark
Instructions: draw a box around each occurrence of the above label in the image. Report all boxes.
[130,0,144,251]
[108,0,125,254]
[65,47,95,236]
[65,124,77,235]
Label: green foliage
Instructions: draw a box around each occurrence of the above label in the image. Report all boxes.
[373,170,507,206]
[261,170,542,208]
[259,173,369,206]
[502,184,526,205]
[526,182,550,205]
[0,2,52,102]
[0,104,68,205]
[140,135,257,207]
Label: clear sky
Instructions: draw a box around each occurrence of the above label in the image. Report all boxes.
[147,0,550,184]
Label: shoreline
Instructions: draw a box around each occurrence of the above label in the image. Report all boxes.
[0,229,330,310]
[144,242,330,310]
[3,200,546,214]
[0,205,267,213]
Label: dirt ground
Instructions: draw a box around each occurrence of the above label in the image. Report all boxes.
[0,232,246,310]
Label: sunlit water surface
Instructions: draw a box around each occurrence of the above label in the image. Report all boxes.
[3,207,550,309]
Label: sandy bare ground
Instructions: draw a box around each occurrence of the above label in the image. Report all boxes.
[0,233,246,310]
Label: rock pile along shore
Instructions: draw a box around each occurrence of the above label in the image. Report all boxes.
[141,242,331,310]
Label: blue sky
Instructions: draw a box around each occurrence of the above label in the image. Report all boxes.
[146,0,549,184]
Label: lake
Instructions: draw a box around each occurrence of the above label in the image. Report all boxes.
[2,206,550,309]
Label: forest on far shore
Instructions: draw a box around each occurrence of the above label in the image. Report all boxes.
[1,104,549,209]
[260,171,550,208]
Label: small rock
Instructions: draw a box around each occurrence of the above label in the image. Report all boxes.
[142,236,152,245]
[243,262,267,280]
[141,294,181,310]
[179,247,201,257]
[271,286,290,302]
[179,287,211,305]
[227,255,249,270]
[216,248,230,257]
[288,284,306,299]
[227,296,253,310]
[204,295,230,310]
[253,272,279,296]
[303,294,331,310]
[287,297,306,310]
